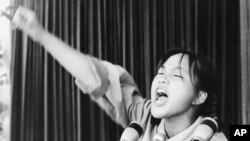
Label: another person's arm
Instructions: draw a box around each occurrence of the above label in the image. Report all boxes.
[12,6,108,94]
[12,6,150,128]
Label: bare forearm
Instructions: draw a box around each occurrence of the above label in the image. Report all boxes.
[38,29,99,86]
[11,6,100,87]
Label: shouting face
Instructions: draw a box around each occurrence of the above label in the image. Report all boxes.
[151,53,201,119]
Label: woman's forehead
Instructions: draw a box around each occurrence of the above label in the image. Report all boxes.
[162,53,189,69]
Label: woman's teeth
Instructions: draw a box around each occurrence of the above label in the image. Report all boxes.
[154,89,168,106]
[156,89,168,99]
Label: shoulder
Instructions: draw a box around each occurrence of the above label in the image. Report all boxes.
[211,131,228,141]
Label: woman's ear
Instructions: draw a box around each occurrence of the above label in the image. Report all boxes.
[192,91,208,105]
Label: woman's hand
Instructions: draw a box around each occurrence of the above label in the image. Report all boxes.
[11,6,43,42]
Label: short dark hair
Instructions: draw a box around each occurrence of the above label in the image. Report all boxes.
[157,49,218,117]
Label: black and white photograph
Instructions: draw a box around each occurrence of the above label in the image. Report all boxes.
[0,0,249,141]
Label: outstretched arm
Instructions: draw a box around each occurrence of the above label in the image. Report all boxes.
[11,6,105,93]
[12,6,150,128]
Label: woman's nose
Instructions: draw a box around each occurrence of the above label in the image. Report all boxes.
[158,77,168,84]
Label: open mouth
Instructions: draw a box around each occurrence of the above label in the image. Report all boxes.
[156,89,168,99]
[154,89,168,106]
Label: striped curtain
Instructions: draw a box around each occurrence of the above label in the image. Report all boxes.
[10,0,239,141]
[240,0,250,125]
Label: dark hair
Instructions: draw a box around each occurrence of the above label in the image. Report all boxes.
[157,49,218,118]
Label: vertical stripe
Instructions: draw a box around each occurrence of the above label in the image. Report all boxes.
[185,0,191,50]
[207,0,211,56]
[88,0,94,54]
[240,0,250,124]
[20,27,28,141]
[43,0,49,141]
[76,0,82,141]
[9,0,242,141]
[129,0,134,75]
[220,0,227,120]
[97,0,102,58]
[179,0,184,49]
[144,0,151,96]
[122,0,126,67]
[163,0,168,50]
[152,0,157,72]
[194,0,198,53]
[52,1,58,141]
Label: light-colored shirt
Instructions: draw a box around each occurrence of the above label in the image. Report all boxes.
[75,56,228,141]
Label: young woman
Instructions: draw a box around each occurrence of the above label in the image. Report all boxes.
[11,6,227,141]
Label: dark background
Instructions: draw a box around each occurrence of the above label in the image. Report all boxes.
[11,0,240,140]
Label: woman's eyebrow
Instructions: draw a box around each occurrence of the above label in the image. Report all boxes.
[172,66,188,74]
[158,65,166,70]
[160,65,188,74]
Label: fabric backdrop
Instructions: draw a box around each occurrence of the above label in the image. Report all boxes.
[240,0,250,125]
[10,0,240,141]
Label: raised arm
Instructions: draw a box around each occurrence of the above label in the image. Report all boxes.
[12,6,150,128]
[11,6,106,94]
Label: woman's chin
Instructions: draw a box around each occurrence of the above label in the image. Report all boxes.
[151,108,165,119]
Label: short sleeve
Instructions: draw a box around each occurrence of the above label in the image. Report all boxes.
[75,56,151,128]
[75,55,109,97]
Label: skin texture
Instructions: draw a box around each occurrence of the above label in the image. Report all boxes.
[151,54,207,137]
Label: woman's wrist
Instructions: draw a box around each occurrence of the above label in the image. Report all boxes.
[33,27,46,44]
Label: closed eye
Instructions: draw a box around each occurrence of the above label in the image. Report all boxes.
[173,75,183,78]
[157,72,164,75]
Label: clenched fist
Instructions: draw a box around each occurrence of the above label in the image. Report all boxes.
[12,6,43,42]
